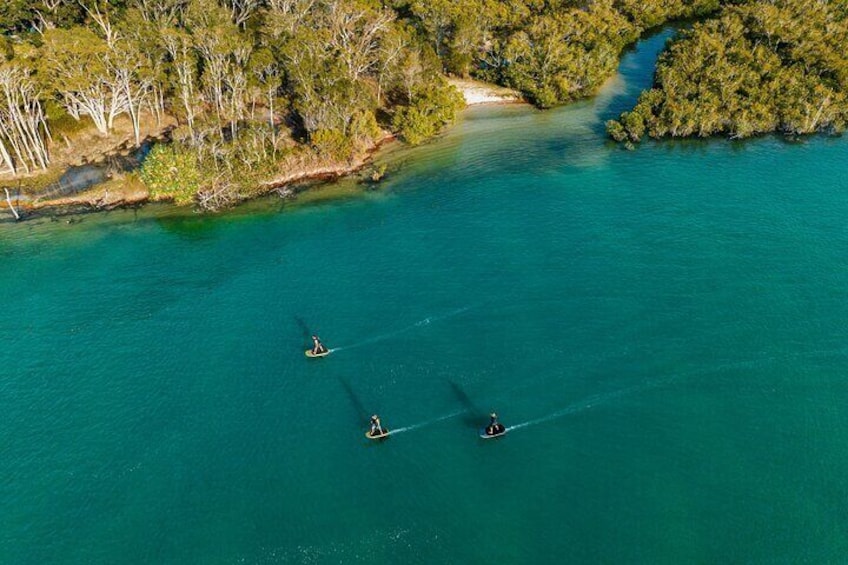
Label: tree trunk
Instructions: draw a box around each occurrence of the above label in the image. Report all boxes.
[4,187,21,220]
[269,89,276,147]
[0,138,15,174]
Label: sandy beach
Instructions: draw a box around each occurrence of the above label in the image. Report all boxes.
[448,77,523,106]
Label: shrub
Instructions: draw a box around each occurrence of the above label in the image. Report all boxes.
[311,128,354,160]
[393,81,464,145]
[139,144,202,205]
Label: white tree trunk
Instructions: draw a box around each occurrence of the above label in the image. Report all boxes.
[0,138,15,174]
[4,187,21,220]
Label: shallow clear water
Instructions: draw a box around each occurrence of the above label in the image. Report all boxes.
[3,30,848,563]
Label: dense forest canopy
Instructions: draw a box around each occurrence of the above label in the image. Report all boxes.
[399,0,722,107]
[0,0,469,207]
[1,0,724,208]
[607,0,848,142]
[2,0,838,208]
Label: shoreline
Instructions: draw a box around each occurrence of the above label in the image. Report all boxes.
[259,132,397,193]
[1,80,523,223]
[447,78,524,107]
[2,133,398,222]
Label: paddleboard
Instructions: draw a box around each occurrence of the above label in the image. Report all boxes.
[479,427,507,439]
[365,429,390,440]
[305,349,330,358]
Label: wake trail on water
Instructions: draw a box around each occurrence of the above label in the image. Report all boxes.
[506,372,683,432]
[500,350,814,433]
[501,351,807,433]
[330,305,473,353]
[390,410,466,435]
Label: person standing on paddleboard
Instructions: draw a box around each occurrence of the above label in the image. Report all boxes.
[370,415,384,437]
[311,335,327,355]
[487,413,503,435]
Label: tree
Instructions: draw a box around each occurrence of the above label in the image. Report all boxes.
[392,80,463,144]
[139,142,201,204]
[0,0,36,33]
[277,2,380,138]
[247,48,282,144]
[41,27,117,135]
[608,0,848,142]
[110,12,159,146]
[187,0,251,139]
[133,0,189,26]
[162,27,199,139]
[222,0,262,28]
[325,0,394,83]
[0,64,51,175]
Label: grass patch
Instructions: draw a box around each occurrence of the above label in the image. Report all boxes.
[2,166,65,195]
[45,101,89,137]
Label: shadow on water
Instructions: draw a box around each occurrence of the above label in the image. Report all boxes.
[337,377,370,425]
[448,380,485,429]
[294,316,312,341]
[155,213,226,240]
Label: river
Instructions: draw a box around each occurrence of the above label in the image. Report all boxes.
[2,29,848,563]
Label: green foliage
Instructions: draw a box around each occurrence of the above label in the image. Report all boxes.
[620,110,647,141]
[404,0,727,108]
[614,0,721,29]
[39,26,113,136]
[18,0,842,208]
[392,106,436,145]
[605,119,628,142]
[610,0,848,141]
[312,128,355,159]
[392,81,464,144]
[0,0,35,33]
[500,6,639,108]
[139,144,202,205]
[311,110,381,158]
[348,110,382,145]
[44,101,87,136]
[0,0,86,33]
[0,36,13,62]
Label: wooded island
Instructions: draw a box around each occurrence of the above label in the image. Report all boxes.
[0,0,844,213]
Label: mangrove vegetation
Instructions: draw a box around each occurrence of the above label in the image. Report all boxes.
[608,0,848,142]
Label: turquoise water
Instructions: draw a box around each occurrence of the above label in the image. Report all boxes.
[4,30,848,563]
